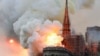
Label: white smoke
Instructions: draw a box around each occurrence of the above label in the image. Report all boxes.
[0,0,96,56]
[14,0,63,55]
[13,0,64,55]
[25,19,62,56]
[0,0,29,55]
[0,0,65,56]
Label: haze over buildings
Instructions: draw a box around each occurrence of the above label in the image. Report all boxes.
[70,0,100,35]
[0,0,99,56]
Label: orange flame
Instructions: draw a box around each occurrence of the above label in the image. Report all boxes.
[9,39,14,44]
[44,33,63,47]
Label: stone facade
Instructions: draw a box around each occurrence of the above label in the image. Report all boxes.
[43,47,73,56]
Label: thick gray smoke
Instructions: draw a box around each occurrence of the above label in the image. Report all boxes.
[0,0,96,56]
[0,0,94,43]
[26,19,62,56]
[13,0,64,55]
[0,0,34,38]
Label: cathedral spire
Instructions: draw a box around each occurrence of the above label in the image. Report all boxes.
[62,0,71,38]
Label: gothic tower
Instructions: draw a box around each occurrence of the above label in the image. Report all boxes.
[62,0,71,38]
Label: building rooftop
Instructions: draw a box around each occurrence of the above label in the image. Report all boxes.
[87,26,100,31]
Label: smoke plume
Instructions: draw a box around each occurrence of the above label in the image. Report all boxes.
[25,19,62,56]
[13,0,64,55]
[0,0,65,56]
[0,0,97,56]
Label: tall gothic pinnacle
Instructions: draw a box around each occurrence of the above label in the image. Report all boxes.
[62,0,71,38]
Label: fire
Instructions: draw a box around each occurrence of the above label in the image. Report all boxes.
[9,39,14,44]
[45,33,63,47]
